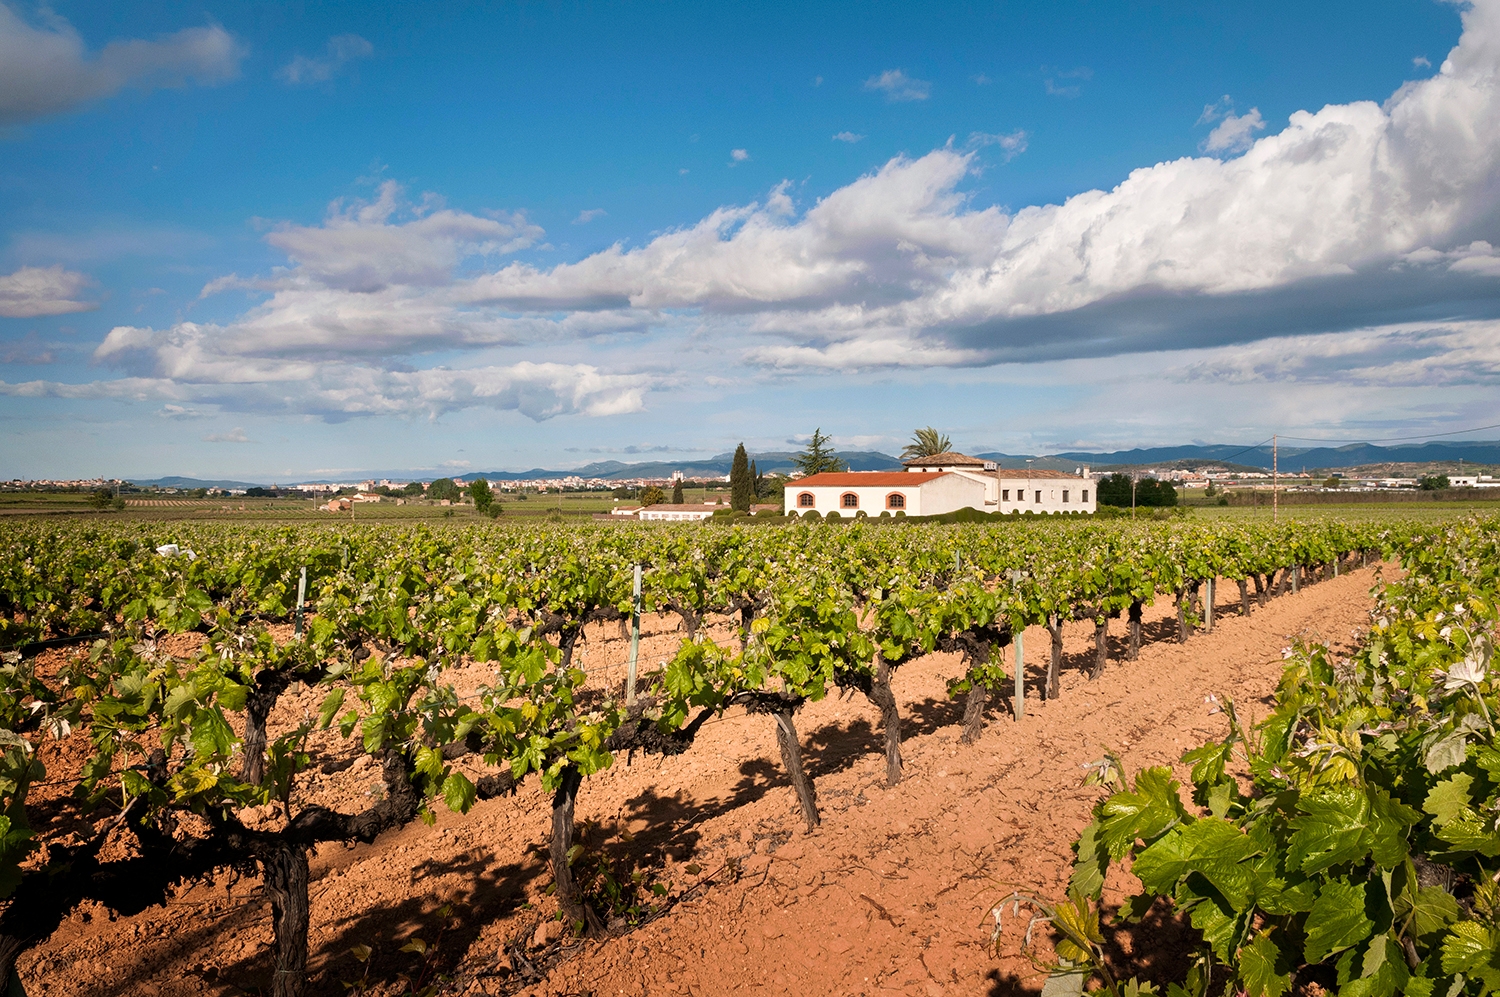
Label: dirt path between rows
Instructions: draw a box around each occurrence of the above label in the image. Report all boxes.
[20,564,1385,997]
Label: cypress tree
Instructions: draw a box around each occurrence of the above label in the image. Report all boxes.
[730,443,753,511]
[672,478,684,504]
[749,460,759,499]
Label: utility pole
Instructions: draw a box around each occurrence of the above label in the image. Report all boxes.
[1131,470,1137,519]
[1272,434,1279,523]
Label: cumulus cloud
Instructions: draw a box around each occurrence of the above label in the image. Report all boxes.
[573,209,606,224]
[1201,106,1266,154]
[1166,320,1500,388]
[0,266,96,318]
[277,34,372,85]
[260,180,542,292]
[8,351,653,421]
[29,0,1500,427]
[470,0,1500,371]
[0,5,244,124]
[730,148,750,164]
[832,131,865,143]
[864,69,930,102]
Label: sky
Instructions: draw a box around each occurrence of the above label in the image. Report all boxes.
[3,0,1499,481]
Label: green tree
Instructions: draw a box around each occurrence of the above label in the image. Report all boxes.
[402,481,424,496]
[1418,474,1450,490]
[640,485,666,506]
[88,488,114,510]
[791,428,845,478]
[469,478,493,512]
[900,426,952,460]
[427,478,461,502]
[671,479,684,504]
[730,443,753,511]
[1096,473,1176,508]
[749,459,760,498]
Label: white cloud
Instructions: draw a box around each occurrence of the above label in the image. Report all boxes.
[7,357,653,421]
[0,266,96,318]
[967,129,1028,161]
[730,148,750,163]
[573,209,607,224]
[1414,55,1432,68]
[462,0,1500,372]
[1202,107,1266,154]
[157,404,207,420]
[0,5,244,124]
[832,131,865,143]
[864,69,930,102]
[27,0,1500,428]
[203,427,252,443]
[277,34,372,85]
[971,73,992,85]
[260,180,542,292]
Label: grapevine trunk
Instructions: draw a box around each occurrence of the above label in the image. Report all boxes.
[867,653,902,787]
[259,839,310,997]
[772,708,819,831]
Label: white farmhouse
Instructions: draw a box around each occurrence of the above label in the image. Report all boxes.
[785,452,1096,517]
[638,503,719,522]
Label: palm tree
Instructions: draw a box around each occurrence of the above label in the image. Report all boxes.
[901,426,952,460]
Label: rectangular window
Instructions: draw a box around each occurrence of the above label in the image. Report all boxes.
[1002,489,1009,501]
[1035,490,1041,503]
[1083,490,1089,503]
[1063,490,1069,503]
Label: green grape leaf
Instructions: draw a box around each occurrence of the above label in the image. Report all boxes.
[1303,879,1374,965]
[1422,773,1474,828]
[1239,932,1292,997]
[1098,767,1186,859]
[441,771,476,814]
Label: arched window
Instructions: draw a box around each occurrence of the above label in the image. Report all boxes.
[841,492,859,509]
[886,493,905,509]
[798,492,815,508]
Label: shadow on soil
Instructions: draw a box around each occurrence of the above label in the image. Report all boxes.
[985,899,1199,997]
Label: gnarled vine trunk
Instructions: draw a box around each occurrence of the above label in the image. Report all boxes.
[549,763,602,933]
[1238,578,1252,617]
[866,653,902,786]
[773,708,819,830]
[1047,615,1065,695]
[960,682,988,744]
[260,840,310,997]
[1089,616,1108,680]
[1125,601,1142,661]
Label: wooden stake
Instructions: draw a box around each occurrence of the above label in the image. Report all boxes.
[626,564,642,705]
[1013,630,1024,721]
[294,567,307,637]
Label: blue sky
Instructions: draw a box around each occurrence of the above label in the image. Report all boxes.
[3,0,1498,480]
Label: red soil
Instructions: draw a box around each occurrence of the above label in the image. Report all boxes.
[18,565,1386,997]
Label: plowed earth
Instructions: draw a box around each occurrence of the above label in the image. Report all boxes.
[18,564,1386,997]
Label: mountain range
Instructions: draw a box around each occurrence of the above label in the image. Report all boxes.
[125,439,1500,489]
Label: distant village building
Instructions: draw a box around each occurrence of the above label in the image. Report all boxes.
[638,503,719,522]
[785,452,1097,517]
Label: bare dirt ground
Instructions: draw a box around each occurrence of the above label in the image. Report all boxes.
[17,564,1386,997]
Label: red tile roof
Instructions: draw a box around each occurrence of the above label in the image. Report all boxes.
[995,469,1086,479]
[793,472,951,487]
[901,452,988,467]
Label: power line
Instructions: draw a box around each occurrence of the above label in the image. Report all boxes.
[1274,421,1500,445]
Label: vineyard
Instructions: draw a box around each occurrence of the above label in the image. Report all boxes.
[0,516,1495,996]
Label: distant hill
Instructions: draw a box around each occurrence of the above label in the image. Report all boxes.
[1040,441,1500,472]
[125,439,1500,488]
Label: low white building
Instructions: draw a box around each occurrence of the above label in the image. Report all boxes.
[784,452,1097,517]
[638,503,718,522]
